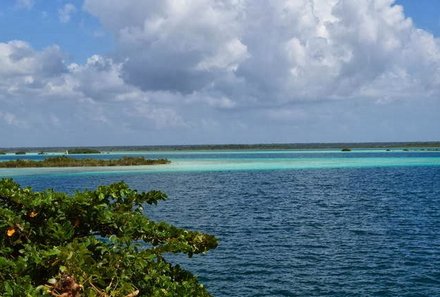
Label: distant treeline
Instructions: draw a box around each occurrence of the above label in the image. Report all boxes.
[63,142,440,151]
[67,148,101,154]
[0,156,170,168]
[1,142,440,153]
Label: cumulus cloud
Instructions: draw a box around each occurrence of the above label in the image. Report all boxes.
[84,0,248,95]
[0,41,67,98]
[2,0,440,146]
[0,41,190,145]
[82,0,440,105]
[68,55,139,102]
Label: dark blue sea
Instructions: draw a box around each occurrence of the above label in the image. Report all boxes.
[3,150,440,296]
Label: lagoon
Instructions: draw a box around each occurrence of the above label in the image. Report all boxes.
[2,149,440,296]
[2,149,440,177]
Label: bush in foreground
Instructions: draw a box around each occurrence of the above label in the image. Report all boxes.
[0,179,218,296]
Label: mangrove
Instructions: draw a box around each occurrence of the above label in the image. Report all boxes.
[67,148,101,154]
[0,156,170,168]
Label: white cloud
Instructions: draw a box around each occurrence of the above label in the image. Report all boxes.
[58,3,77,23]
[0,41,190,140]
[1,0,440,146]
[82,0,440,104]
[0,41,67,99]
[84,0,248,96]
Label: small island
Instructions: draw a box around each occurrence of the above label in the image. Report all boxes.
[0,156,170,168]
[67,148,101,154]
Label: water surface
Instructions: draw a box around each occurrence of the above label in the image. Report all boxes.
[2,150,440,296]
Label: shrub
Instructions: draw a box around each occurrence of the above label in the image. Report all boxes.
[67,149,101,154]
[0,179,218,296]
[0,156,170,168]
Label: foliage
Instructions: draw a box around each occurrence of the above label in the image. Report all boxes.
[67,149,101,154]
[101,141,440,151]
[0,156,170,168]
[15,151,26,155]
[341,148,351,152]
[0,179,218,296]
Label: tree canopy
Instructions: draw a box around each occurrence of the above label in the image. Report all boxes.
[0,179,218,296]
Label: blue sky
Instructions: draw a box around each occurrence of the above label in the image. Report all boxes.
[0,0,113,62]
[0,0,440,147]
[396,0,440,36]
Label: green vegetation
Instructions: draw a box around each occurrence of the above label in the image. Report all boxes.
[15,151,26,155]
[341,148,351,152]
[95,141,440,151]
[2,142,440,155]
[0,156,170,168]
[0,152,5,155]
[0,179,218,296]
[67,148,101,154]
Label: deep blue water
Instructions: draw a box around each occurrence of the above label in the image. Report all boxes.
[4,151,440,296]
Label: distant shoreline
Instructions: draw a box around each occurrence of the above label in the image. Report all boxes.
[1,141,440,154]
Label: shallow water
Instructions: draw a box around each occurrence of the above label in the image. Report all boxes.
[2,150,440,177]
[3,150,440,296]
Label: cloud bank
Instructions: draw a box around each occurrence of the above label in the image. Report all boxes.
[83,0,440,103]
[1,0,440,146]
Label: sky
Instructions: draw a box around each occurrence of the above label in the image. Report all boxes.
[0,0,440,147]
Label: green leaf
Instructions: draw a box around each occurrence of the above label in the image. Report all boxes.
[0,178,217,296]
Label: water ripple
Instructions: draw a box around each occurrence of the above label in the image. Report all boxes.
[9,163,440,296]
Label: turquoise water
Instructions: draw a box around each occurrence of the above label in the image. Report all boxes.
[2,150,440,296]
[2,150,440,177]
